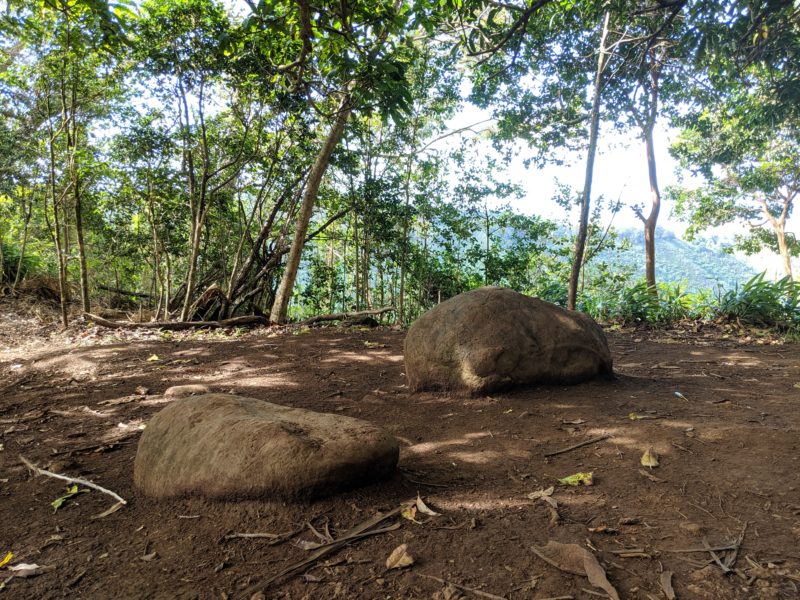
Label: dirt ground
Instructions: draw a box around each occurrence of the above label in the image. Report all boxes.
[2,304,800,600]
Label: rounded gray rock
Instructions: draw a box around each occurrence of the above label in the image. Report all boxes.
[134,394,399,499]
[404,286,613,394]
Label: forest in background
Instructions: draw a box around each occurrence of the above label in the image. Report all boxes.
[0,0,798,329]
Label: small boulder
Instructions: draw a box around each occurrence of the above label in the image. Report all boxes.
[404,286,612,394]
[134,394,399,499]
[164,384,210,398]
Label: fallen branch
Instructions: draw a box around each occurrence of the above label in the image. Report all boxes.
[703,538,732,574]
[298,523,400,552]
[19,455,127,507]
[297,307,394,326]
[544,434,611,458]
[239,503,406,597]
[85,313,268,330]
[414,573,507,600]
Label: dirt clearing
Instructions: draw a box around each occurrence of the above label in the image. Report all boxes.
[1,316,800,599]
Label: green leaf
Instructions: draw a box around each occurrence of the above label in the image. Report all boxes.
[51,485,89,513]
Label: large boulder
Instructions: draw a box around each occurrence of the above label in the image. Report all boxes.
[134,394,399,499]
[404,286,612,394]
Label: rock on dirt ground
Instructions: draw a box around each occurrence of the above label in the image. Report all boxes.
[134,393,399,499]
[1,305,800,599]
[405,286,613,394]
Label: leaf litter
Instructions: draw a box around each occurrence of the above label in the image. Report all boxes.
[531,540,620,600]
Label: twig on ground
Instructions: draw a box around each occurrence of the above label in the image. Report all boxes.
[239,504,406,597]
[19,454,127,506]
[703,538,732,574]
[85,313,267,330]
[414,573,507,600]
[638,469,665,483]
[222,526,303,546]
[663,545,736,553]
[405,477,449,488]
[544,434,611,458]
[724,521,748,569]
[224,532,282,540]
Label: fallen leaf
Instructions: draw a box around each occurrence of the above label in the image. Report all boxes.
[146,354,160,362]
[562,419,587,425]
[660,570,676,600]
[0,552,11,568]
[415,494,441,516]
[134,386,149,396]
[401,504,419,523]
[140,552,157,561]
[628,412,654,421]
[558,472,594,486]
[541,496,559,509]
[51,484,89,513]
[640,447,660,468]
[385,544,414,570]
[8,563,54,578]
[527,486,555,500]
[531,541,619,600]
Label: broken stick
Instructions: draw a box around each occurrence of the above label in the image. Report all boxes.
[414,573,507,600]
[239,503,408,598]
[19,455,127,506]
[544,434,611,458]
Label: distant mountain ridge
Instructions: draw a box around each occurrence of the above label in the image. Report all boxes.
[604,228,757,291]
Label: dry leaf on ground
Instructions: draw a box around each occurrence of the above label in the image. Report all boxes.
[386,544,414,570]
[527,486,555,500]
[660,570,676,600]
[7,563,54,578]
[415,494,441,516]
[640,447,660,468]
[531,540,620,600]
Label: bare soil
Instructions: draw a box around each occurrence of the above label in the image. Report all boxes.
[2,306,800,599]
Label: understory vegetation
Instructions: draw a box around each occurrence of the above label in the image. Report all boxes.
[0,0,797,332]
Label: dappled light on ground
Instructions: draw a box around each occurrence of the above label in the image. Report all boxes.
[1,325,800,599]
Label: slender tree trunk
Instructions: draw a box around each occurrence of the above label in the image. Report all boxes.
[45,95,69,327]
[568,12,610,311]
[73,176,90,311]
[642,124,661,290]
[270,92,352,324]
[13,195,33,290]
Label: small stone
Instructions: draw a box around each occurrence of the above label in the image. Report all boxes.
[164,384,210,398]
[680,521,703,536]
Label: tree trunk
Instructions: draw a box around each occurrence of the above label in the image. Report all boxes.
[568,11,610,311]
[270,92,352,324]
[642,124,661,290]
[775,225,793,280]
[74,176,90,312]
[13,195,33,290]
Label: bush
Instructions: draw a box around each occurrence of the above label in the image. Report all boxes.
[708,273,800,329]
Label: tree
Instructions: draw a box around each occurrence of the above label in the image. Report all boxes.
[670,94,799,279]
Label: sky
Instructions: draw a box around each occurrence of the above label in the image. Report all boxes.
[439,100,793,278]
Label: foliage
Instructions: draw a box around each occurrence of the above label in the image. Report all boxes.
[708,272,800,329]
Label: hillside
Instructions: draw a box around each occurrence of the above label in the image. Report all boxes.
[605,228,758,291]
